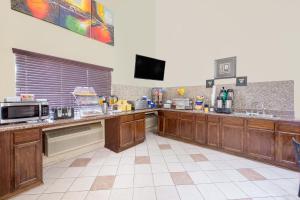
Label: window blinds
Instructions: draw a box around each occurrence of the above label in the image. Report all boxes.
[13,49,112,108]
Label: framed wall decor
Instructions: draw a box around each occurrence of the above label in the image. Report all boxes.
[214,57,236,79]
[236,76,247,86]
[11,0,114,46]
[206,79,214,88]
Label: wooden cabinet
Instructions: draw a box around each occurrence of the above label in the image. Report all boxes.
[0,132,11,197]
[157,111,164,136]
[135,119,146,143]
[246,119,275,161]
[221,117,245,153]
[120,121,135,149]
[195,115,207,145]
[275,122,300,169]
[13,129,42,190]
[207,116,220,147]
[164,112,179,137]
[179,113,195,141]
[105,113,146,152]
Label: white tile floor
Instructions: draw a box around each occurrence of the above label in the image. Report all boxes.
[13,132,299,200]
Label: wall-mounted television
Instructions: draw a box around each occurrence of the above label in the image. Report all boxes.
[134,55,166,81]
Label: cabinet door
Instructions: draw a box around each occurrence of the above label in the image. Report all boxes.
[158,116,164,136]
[165,117,179,137]
[246,128,275,160]
[120,121,135,148]
[135,119,145,143]
[195,121,206,145]
[180,119,195,141]
[14,140,42,190]
[276,132,300,167]
[207,122,220,147]
[221,125,244,153]
[0,132,11,197]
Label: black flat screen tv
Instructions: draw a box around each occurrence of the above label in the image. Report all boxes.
[134,55,165,81]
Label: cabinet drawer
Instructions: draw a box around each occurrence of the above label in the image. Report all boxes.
[276,122,300,134]
[120,114,135,123]
[207,115,219,122]
[247,119,275,131]
[135,113,145,120]
[14,129,40,144]
[165,111,179,119]
[180,113,195,121]
[196,114,206,121]
[222,117,244,126]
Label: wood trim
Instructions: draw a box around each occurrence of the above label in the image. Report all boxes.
[12,48,113,72]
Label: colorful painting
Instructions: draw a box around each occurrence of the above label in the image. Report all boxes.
[59,0,91,36]
[11,0,60,24]
[91,0,114,45]
[11,0,114,46]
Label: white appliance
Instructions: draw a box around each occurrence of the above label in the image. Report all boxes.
[44,121,104,157]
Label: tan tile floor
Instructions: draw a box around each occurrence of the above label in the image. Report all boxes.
[12,132,299,200]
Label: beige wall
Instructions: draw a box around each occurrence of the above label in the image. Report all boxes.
[155,0,300,116]
[0,0,157,101]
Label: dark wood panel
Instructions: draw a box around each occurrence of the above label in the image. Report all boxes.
[120,121,135,148]
[164,111,179,119]
[276,122,300,134]
[207,115,219,123]
[222,117,244,126]
[0,132,11,197]
[179,119,195,141]
[158,116,164,136]
[14,140,42,190]
[165,117,179,137]
[195,121,207,145]
[14,129,40,144]
[246,128,275,160]
[180,113,195,121]
[196,114,206,121]
[221,125,244,153]
[276,132,300,167]
[120,114,135,123]
[105,118,120,152]
[134,113,145,120]
[248,119,275,131]
[135,119,145,143]
[207,122,220,147]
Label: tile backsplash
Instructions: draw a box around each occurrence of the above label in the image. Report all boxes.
[112,81,294,116]
[112,84,151,101]
[164,80,294,116]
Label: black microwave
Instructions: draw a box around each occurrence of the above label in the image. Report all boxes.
[0,102,49,124]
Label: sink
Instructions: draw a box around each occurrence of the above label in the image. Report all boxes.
[233,112,276,119]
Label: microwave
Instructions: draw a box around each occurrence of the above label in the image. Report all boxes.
[0,102,49,124]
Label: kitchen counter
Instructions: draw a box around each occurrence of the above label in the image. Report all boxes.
[0,109,158,133]
[0,108,298,133]
[159,108,299,123]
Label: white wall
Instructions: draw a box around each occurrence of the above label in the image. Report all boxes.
[155,0,300,116]
[0,0,157,101]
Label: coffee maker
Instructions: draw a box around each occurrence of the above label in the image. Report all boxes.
[215,87,234,114]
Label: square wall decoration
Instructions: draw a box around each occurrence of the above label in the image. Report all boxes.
[214,56,236,79]
[11,0,114,46]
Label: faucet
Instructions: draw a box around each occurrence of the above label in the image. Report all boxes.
[261,103,266,115]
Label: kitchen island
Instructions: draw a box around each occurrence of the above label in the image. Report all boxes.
[0,108,299,199]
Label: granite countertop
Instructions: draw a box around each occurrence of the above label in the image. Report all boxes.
[159,108,300,123]
[0,109,158,133]
[0,108,299,133]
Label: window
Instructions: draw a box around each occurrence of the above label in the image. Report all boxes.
[13,49,112,108]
